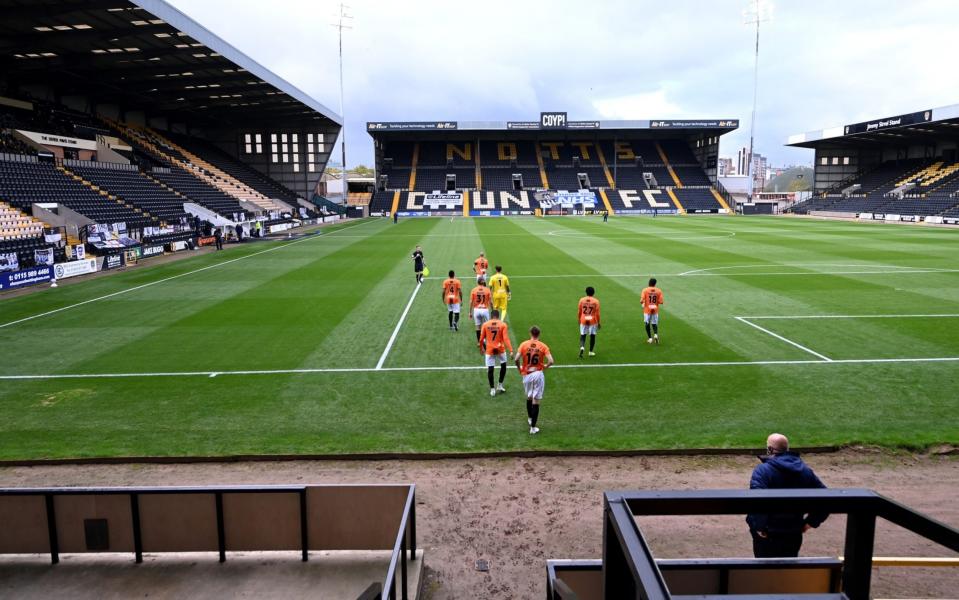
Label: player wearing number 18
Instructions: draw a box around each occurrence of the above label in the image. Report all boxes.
[515,326,554,435]
[641,277,664,344]
[578,286,601,358]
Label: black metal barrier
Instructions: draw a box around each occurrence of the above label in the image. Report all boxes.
[379,484,417,600]
[598,488,959,600]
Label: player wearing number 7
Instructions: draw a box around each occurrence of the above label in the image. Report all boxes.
[578,286,601,358]
[479,309,513,396]
[641,277,664,344]
[515,326,554,435]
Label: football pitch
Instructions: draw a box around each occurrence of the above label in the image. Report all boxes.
[1,216,958,460]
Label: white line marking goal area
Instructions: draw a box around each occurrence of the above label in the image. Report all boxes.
[734,317,833,361]
[733,313,959,362]
[375,283,422,370]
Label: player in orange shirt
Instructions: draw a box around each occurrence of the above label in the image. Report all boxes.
[515,326,554,434]
[441,270,462,332]
[478,309,513,396]
[577,286,601,358]
[473,252,489,278]
[469,276,491,343]
[640,277,664,344]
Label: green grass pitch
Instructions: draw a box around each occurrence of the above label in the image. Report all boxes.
[1,216,958,460]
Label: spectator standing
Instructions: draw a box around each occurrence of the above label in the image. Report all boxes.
[746,433,829,558]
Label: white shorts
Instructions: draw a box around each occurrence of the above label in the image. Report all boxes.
[580,323,598,335]
[473,308,490,326]
[484,352,508,367]
[447,303,460,313]
[644,311,659,325]
[522,370,545,400]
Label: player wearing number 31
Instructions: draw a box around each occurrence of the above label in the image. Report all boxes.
[515,326,554,435]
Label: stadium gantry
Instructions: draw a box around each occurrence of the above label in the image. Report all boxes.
[362,115,740,217]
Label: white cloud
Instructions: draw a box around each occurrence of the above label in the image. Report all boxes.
[165,0,959,167]
[592,90,684,120]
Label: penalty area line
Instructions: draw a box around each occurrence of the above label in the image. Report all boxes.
[735,317,833,362]
[375,283,422,370]
[2,356,959,380]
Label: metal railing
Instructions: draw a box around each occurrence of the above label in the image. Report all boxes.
[377,484,417,600]
[601,488,959,600]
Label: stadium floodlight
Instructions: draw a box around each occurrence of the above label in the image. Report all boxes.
[331,3,353,177]
[743,0,772,201]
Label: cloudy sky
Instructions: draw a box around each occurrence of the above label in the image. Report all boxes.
[169,0,959,167]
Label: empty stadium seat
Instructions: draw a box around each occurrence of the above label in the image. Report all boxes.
[0,158,153,227]
[70,165,189,224]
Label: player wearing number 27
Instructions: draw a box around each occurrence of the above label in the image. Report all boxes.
[641,278,664,344]
[515,326,554,435]
[578,286,601,358]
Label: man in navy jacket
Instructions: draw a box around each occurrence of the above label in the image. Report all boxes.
[746,433,829,558]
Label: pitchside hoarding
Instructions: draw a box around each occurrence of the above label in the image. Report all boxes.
[53,258,98,280]
[0,265,53,290]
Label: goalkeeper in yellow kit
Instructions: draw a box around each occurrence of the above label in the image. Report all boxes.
[488,265,511,320]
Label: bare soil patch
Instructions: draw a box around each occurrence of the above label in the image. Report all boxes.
[1,450,956,599]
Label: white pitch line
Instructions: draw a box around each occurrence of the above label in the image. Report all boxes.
[0,218,378,330]
[678,263,932,276]
[735,317,833,362]
[739,314,959,320]
[423,268,959,281]
[375,283,422,370]
[2,356,958,380]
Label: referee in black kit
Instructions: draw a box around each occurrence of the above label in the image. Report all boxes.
[412,245,425,284]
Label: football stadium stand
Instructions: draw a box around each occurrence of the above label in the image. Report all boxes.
[69,163,189,224]
[0,0,343,289]
[0,158,151,227]
[368,117,739,215]
[787,105,959,223]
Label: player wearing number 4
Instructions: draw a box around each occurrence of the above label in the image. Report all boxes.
[641,277,664,344]
[516,326,554,435]
[479,309,513,396]
[442,270,462,332]
[578,286,601,358]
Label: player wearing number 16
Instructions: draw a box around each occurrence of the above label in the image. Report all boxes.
[515,326,554,435]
